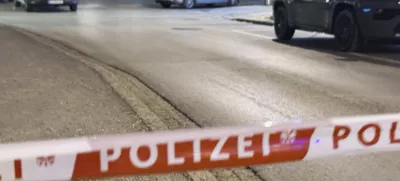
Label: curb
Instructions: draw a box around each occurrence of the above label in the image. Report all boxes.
[9,25,265,181]
[12,26,222,181]
[232,18,274,26]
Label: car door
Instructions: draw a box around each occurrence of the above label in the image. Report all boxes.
[308,0,331,29]
[291,0,315,27]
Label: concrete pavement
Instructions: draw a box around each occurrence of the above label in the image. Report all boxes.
[0,25,151,142]
[0,24,190,181]
[1,1,400,181]
[232,13,273,25]
[231,5,273,25]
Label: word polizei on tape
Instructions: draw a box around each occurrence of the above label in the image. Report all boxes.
[0,113,399,181]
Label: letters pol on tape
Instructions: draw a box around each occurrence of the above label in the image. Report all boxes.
[0,113,399,181]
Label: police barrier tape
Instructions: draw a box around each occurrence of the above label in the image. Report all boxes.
[0,113,399,181]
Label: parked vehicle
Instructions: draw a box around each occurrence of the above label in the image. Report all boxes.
[155,0,239,9]
[14,0,78,12]
[273,0,400,51]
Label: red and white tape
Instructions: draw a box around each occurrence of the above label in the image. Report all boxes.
[0,113,399,181]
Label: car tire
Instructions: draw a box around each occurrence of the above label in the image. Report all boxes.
[333,9,363,52]
[70,4,77,11]
[160,2,171,8]
[183,0,195,9]
[228,0,239,6]
[274,6,295,40]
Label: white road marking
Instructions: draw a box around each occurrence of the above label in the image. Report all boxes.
[231,30,275,40]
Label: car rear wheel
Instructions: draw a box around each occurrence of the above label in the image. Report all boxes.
[183,0,195,9]
[333,9,363,52]
[160,2,171,8]
[274,6,295,40]
[70,4,77,11]
[228,0,239,6]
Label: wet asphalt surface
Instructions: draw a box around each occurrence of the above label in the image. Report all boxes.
[0,0,400,181]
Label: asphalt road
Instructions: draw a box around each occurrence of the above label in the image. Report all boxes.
[1,1,400,181]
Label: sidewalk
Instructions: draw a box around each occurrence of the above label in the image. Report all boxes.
[231,6,274,26]
[0,25,192,180]
[0,25,149,141]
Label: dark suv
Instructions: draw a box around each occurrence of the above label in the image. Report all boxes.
[273,0,400,51]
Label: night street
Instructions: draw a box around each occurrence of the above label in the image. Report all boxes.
[0,0,400,180]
